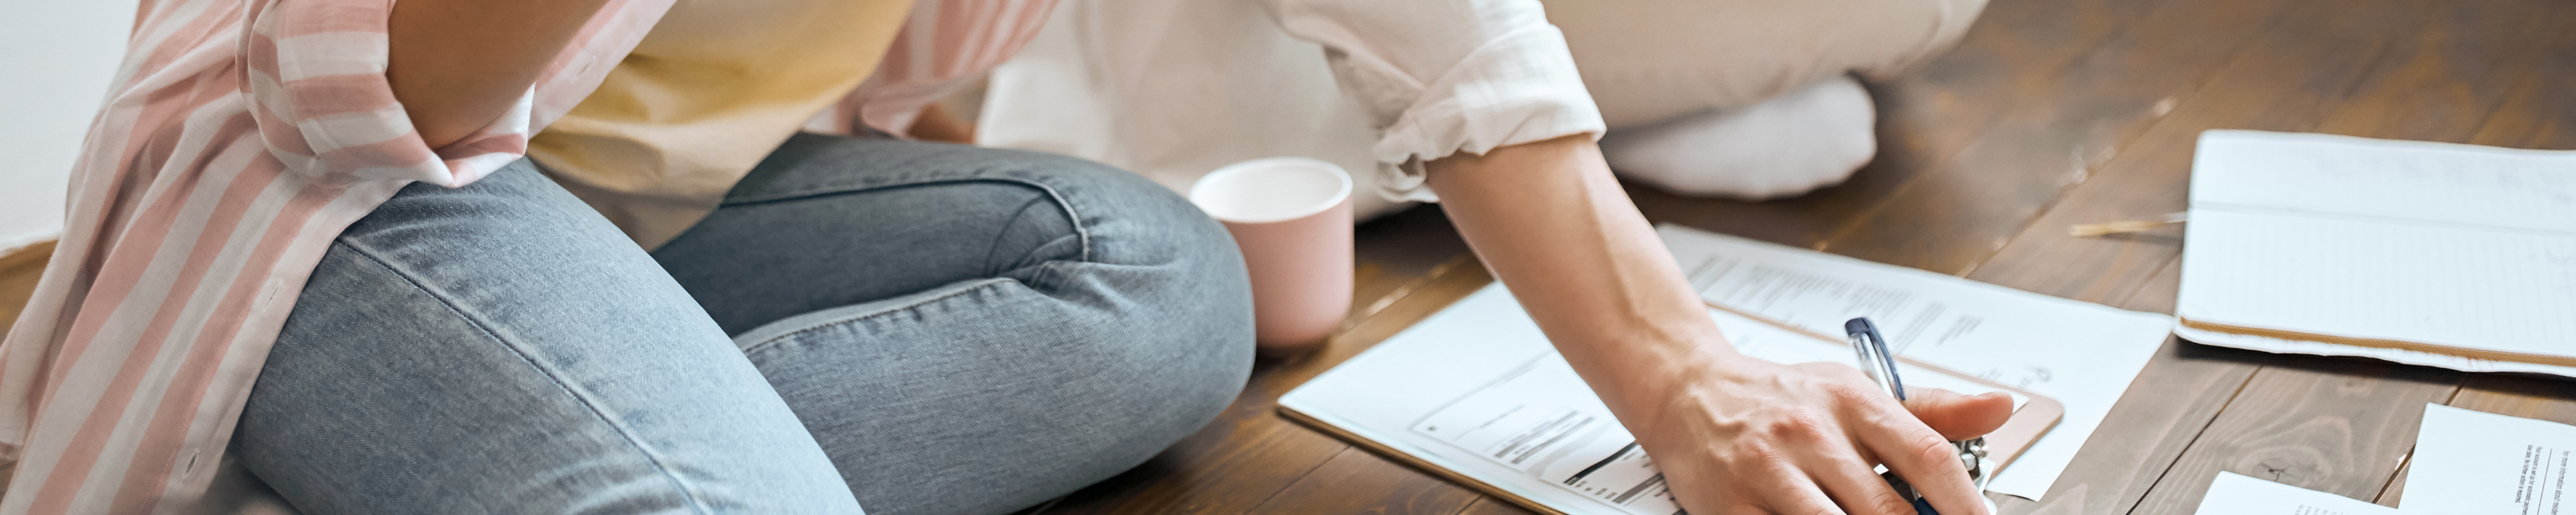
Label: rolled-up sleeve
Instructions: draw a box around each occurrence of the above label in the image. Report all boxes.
[1258,0,1605,201]
[242,0,532,189]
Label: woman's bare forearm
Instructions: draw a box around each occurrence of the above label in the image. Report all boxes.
[1421,135,1727,418]
[388,0,611,148]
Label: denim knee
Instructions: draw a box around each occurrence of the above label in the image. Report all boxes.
[925,149,1259,481]
[995,147,1258,388]
[725,156,1260,512]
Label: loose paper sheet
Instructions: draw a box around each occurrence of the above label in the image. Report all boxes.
[2403,404,2576,514]
[2191,472,2396,515]
[1657,225,2174,500]
[2179,130,2576,365]
[1280,286,2016,514]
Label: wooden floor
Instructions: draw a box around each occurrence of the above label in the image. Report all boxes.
[2,0,2571,512]
[1018,0,2576,513]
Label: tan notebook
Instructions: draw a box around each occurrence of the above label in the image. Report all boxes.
[1279,285,2062,514]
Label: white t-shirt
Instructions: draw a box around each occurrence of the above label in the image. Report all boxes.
[978,0,1607,220]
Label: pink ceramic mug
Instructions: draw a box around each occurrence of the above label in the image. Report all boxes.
[1188,157,1355,355]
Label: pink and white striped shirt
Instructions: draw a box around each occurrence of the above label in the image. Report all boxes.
[0,0,1054,512]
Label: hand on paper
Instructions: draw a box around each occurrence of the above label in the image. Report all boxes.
[1631,353,2009,515]
[1422,136,2005,514]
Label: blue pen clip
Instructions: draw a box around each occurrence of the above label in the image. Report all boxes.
[1844,318,1906,401]
[1846,317,1938,515]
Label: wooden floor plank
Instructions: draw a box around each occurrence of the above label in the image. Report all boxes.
[1627,0,2169,247]
[2442,377,2576,428]
[1352,205,1472,282]
[2374,458,2410,507]
[1242,447,1485,515]
[2300,0,2567,144]
[1868,0,2177,174]
[1958,0,2391,305]
[1038,387,1354,514]
[1817,0,2300,275]
[2463,18,2576,150]
[2121,360,2459,515]
[1343,207,1475,335]
[1450,497,1540,515]
[2471,79,2576,149]
[2468,63,2576,149]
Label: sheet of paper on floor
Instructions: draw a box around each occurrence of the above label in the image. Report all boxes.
[2402,404,2576,514]
[2190,472,2396,515]
[1280,286,2027,514]
[1655,225,2175,501]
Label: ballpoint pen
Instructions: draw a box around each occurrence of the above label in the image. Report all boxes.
[1846,317,1997,515]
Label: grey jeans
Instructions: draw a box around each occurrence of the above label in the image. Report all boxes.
[232,134,1256,514]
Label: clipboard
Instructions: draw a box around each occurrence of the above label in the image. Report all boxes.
[1274,297,2063,515]
[1701,302,2065,473]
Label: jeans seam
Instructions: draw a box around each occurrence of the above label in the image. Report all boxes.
[981,194,1058,275]
[738,277,1016,357]
[333,240,717,515]
[723,176,1094,263]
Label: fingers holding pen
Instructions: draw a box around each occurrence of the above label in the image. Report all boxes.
[1638,356,2002,515]
[1788,362,1989,515]
[1804,442,1927,515]
[1857,399,1992,515]
[1902,388,2016,441]
[1839,318,1995,515]
[1744,397,1913,515]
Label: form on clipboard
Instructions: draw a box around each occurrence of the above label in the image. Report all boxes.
[1278,284,2064,515]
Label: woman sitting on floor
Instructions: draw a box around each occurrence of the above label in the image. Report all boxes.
[1,0,2007,514]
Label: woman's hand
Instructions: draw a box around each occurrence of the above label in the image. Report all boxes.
[1424,135,2007,515]
[1634,351,2012,515]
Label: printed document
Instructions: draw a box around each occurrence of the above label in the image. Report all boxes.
[1657,225,2174,500]
[2179,130,2576,372]
[2402,404,2576,514]
[2191,472,2396,515]
[1280,286,2022,514]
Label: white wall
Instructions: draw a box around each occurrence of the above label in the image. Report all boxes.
[1,0,138,253]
